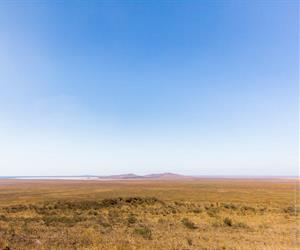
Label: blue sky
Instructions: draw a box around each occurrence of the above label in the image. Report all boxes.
[0,1,298,176]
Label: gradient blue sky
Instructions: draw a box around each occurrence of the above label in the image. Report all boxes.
[0,1,298,176]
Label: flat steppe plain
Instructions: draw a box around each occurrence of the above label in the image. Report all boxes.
[0,178,299,249]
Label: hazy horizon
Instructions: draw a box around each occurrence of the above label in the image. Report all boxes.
[0,1,298,176]
[1,173,299,179]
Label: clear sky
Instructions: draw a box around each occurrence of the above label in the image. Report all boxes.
[0,1,298,176]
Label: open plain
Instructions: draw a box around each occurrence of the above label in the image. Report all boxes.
[0,178,299,250]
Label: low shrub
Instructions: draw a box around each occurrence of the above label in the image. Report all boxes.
[211,220,222,227]
[0,214,8,221]
[98,215,111,228]
[127,214,137,224]
[42,215,81,226]
[181,218,198,229]
[187,238,193,246]
[192,208,203,213]
[5,205,28,213]
[283,206,296,215]
[222,203,238,210]
[206,206,220,217]
[241,206,256,213]
[134,226,152,239]
[234,222,250,229]
[223,217,233,227]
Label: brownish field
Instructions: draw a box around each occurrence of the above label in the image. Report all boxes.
[0,178,299,250]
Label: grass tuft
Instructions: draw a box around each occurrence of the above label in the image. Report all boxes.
[181,218,198,229]
[134,226,152,239]
[223,217,233,227]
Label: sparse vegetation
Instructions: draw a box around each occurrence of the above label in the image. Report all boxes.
[134,225,152,239]
[181,218,198,229]
[187,237,193,246]
[234,222,250,229]
[223,217,233,227]
[0,179,298,249]
[127,213,137,224]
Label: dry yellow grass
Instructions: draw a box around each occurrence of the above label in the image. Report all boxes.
[0,178,299,250]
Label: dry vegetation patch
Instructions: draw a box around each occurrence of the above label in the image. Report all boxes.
[0,179,299,249]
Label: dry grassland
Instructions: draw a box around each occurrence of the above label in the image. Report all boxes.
[0,178,299,250]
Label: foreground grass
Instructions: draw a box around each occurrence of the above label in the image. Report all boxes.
[0,179,299,249]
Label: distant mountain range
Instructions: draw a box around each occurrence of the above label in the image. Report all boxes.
[97,172,190,180]
[0,173,191,180]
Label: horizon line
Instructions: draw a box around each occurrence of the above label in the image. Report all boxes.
[0,173,299,179]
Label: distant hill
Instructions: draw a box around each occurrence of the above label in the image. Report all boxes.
[2,173,191,180]
[97,172,189,180]
[144,172,189,179]
[97,173,142,179]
